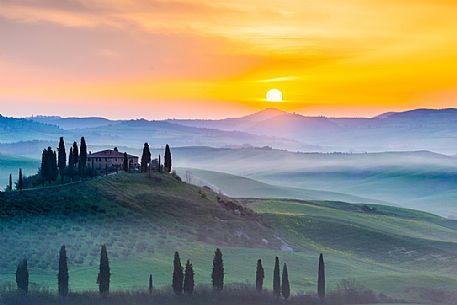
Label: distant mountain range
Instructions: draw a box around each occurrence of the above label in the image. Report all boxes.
[167,108,457,154]
[1,107,457,154]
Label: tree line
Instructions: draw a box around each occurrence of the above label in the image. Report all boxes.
[141,143,172,173]
[14,246,326,300]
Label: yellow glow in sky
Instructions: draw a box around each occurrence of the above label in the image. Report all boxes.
[1,0,457,118]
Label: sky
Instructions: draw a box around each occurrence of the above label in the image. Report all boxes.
[1,0,457,119]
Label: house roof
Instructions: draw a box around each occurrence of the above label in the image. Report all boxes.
[88,148,138,158]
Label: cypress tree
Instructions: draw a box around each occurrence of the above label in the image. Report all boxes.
[9,173,12,191]
[52,151,58,182]
[318,253,325,300]
[172,251,183,294]
[183,260,194,295]
[41,149,49,183]
[273,257,281,298]
[18,168,23,191]
[158,155,161,172]
[97,245,110,295]
[58,245,69,297]
[79,137,87,176]
[16,259,29,293]
[149,274,153,295]
[211,248,224,291]
[68,147,74,180]
[256,259,264,293]
[281,263,290,300]
[46,147,53,183]
[164,144,172,172]
[72,142,79,170]
[58,137,66,183]
[123,152,128,172]
[141,143,151,173]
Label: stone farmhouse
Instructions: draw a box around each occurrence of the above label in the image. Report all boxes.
[87,147,139,171]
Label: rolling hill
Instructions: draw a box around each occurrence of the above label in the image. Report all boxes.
[0,172,456,304]
[168,108,457,154]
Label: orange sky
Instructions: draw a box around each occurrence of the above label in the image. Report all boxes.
[1,0,457,119]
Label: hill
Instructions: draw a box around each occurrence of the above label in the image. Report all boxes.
[0,154,39,189]
[161,147,457,218]
[168,108,457,154]
[175,167,393,206]
[0,173,456,304]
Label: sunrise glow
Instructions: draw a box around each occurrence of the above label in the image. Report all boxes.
[1,1,457,118]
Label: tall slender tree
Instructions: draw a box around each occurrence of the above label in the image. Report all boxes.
[183,260,194,295]
[164,144,172,172]
[256,259,264,293]
[58,137,66,183]
[158,155,161,172]
[72,142,79,170]
[281,263,290,300]
[16,259,29,293]
[148,274,153,295]
[17,168,23,191]
[68,147,74,180]
[212,248,224,291]
[46,146,54,183]
[273,257,281,298]
[97,245,110,295]
[318,253,325,300]
[79,137,87,176]
[172,251,184,294]
[41,149,49,183]
[58,246,69,297]
[51,151,58,182]
[141,143,151,173]
[9,173,12,191]
[123,152,128,172]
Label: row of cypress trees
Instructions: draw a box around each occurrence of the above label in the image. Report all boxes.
[15,245,325,300]
[40,137,88,184]
[141,143,172,173]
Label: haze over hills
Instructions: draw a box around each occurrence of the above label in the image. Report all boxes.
[168,107,457,154]
[11,107,457,153]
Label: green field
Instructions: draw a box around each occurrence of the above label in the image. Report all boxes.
[0,172,456,304]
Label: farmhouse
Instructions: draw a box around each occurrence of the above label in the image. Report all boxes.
[87,147,139,171]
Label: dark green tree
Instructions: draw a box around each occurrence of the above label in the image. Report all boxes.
[158,155,161,172]
[97,245,110,295]
[256,259,264,293]
[17,168,23,191]
[164,144,172,172]
[58,245,69,297]
[9,173,12,191]
[41,149,49,183]
[318,253,325,300]
[212,248,224,291]
[58,137,66,182]
[172,251,183,295]
[149,274,153,295]
[68,147,74,180]
[183,260,194,295]
[46,146,54,183]
[281,263,290,300]
[52,151,58,182]
[141,143,151,172]
[79,137,87,176]
[72,142,79,170]
[123,152,128,172]
[273,257,281,298]
[16,259,29,293]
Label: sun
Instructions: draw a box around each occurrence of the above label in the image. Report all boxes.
[266,89,283,102]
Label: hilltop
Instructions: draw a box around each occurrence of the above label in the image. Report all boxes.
[0,172,456,304]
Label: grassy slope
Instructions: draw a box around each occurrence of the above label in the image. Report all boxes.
[0,154,39,189]
[0,173,456,303]
[175,167,395,206]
